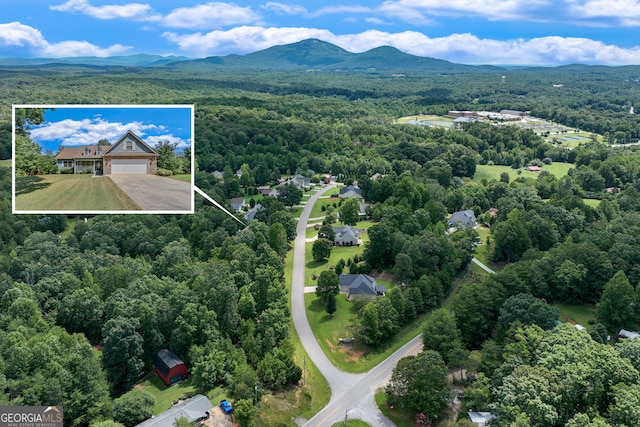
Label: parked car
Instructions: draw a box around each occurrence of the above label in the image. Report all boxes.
[220,399,233,414]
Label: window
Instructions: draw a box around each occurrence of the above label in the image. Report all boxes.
[125,140,133,151]
[96,147,101,155]
[63,160,73,168]
[83,147,89,155]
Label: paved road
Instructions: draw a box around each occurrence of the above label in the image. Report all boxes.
[471,257,497,274]
[109,174,192,212]
[291,185,424,426]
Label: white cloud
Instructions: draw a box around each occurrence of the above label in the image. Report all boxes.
[0,22,47,48]
[162,2,263,29]
[163,25,640,65]
[50,0,159,21]
[30,118,160,147]
[309,5,373,17]
[569,0,640,25]
[261,2,308,15]
[41,41,131,57]
[0,22,130,57]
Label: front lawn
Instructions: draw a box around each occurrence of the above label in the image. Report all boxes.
[169,174,191,182]
[472,163,573,183]
[15,174,141,211]
[554,303,596,330]
[135,376,197,415]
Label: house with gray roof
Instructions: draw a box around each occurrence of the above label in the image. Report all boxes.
[244,203,263,222]
[212,170,224,181]
[332,225,360,246]
[135,395,213,427]
[230,197,246,213]
[448,210,476,229]
[339,274,386,300]
[339,185,363,199]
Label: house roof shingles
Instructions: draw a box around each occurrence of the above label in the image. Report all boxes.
[332,225,360,244]
[339,274,386,295]
[135,394,213,427]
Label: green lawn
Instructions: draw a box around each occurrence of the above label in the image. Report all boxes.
[332,420,371,427]
[583,199,601,208]
[472,163,574,183]
[135,376,197,415]
[305,293,360,369]
[15,174,141,211]
[169,174,191,182]
[0,159,11,168]
[310,197,342,219]
[554,303,596,330]
[374,390,415,427]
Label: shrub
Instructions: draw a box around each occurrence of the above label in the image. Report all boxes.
[60,168,73,174]
[156,168,173,176]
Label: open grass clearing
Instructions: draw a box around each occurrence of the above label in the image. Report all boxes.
[471,162,573,184]
[583,199,601,208]
[135,375,198,415]
[554,303,596,330]
[15,174,141,211]
[0,159,11,168]
[309,197,342,218]
[306,290,429,373]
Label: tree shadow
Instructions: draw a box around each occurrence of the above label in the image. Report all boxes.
[15,176,51,196]
[306,259,328,269]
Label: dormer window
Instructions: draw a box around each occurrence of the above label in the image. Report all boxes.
[83,147,89,155]
[96,147,101,155]
[125,140,133,151]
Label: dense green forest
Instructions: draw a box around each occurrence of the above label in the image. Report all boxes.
[3,60,640,426]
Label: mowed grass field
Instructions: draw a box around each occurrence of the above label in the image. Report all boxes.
[472,162,574,183]
[0,159,11,168]
[15,174,141,211]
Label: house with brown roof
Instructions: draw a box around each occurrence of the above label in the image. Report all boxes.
[55,130,158,175]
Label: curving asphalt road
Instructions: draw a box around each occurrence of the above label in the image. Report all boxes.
[291,185,423,426]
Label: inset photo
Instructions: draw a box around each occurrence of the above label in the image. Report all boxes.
[13,105,194,214]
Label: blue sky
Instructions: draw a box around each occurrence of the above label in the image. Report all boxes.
[25,106,193,153]
[2,1,640,65]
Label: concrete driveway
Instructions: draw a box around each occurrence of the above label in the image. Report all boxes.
[108,174,192,212]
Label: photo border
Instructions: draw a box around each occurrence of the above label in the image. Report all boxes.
[12,104,195,215]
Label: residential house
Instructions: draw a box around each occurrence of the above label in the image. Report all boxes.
[212,170,224,181]
[332,225,360,246]
[525,165,541,172]
[339,185,362,199]
[244,203,263,222]
[339,274,386,300]
[278,174,311,190]
[448,210,476,229]
[257,185,271,196]
[55,130,157,175]
[605,187,621,194]
[230,197,246,213]
[135,394,212,427]
[154,349,188,386]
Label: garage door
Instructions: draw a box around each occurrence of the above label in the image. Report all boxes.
[111,158,147,174]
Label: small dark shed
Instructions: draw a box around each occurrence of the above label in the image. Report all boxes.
[154,349,187,386]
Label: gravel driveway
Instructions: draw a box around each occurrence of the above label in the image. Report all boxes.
[108,174,192,212]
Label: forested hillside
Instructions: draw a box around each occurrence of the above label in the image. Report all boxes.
[2,55,640,426]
